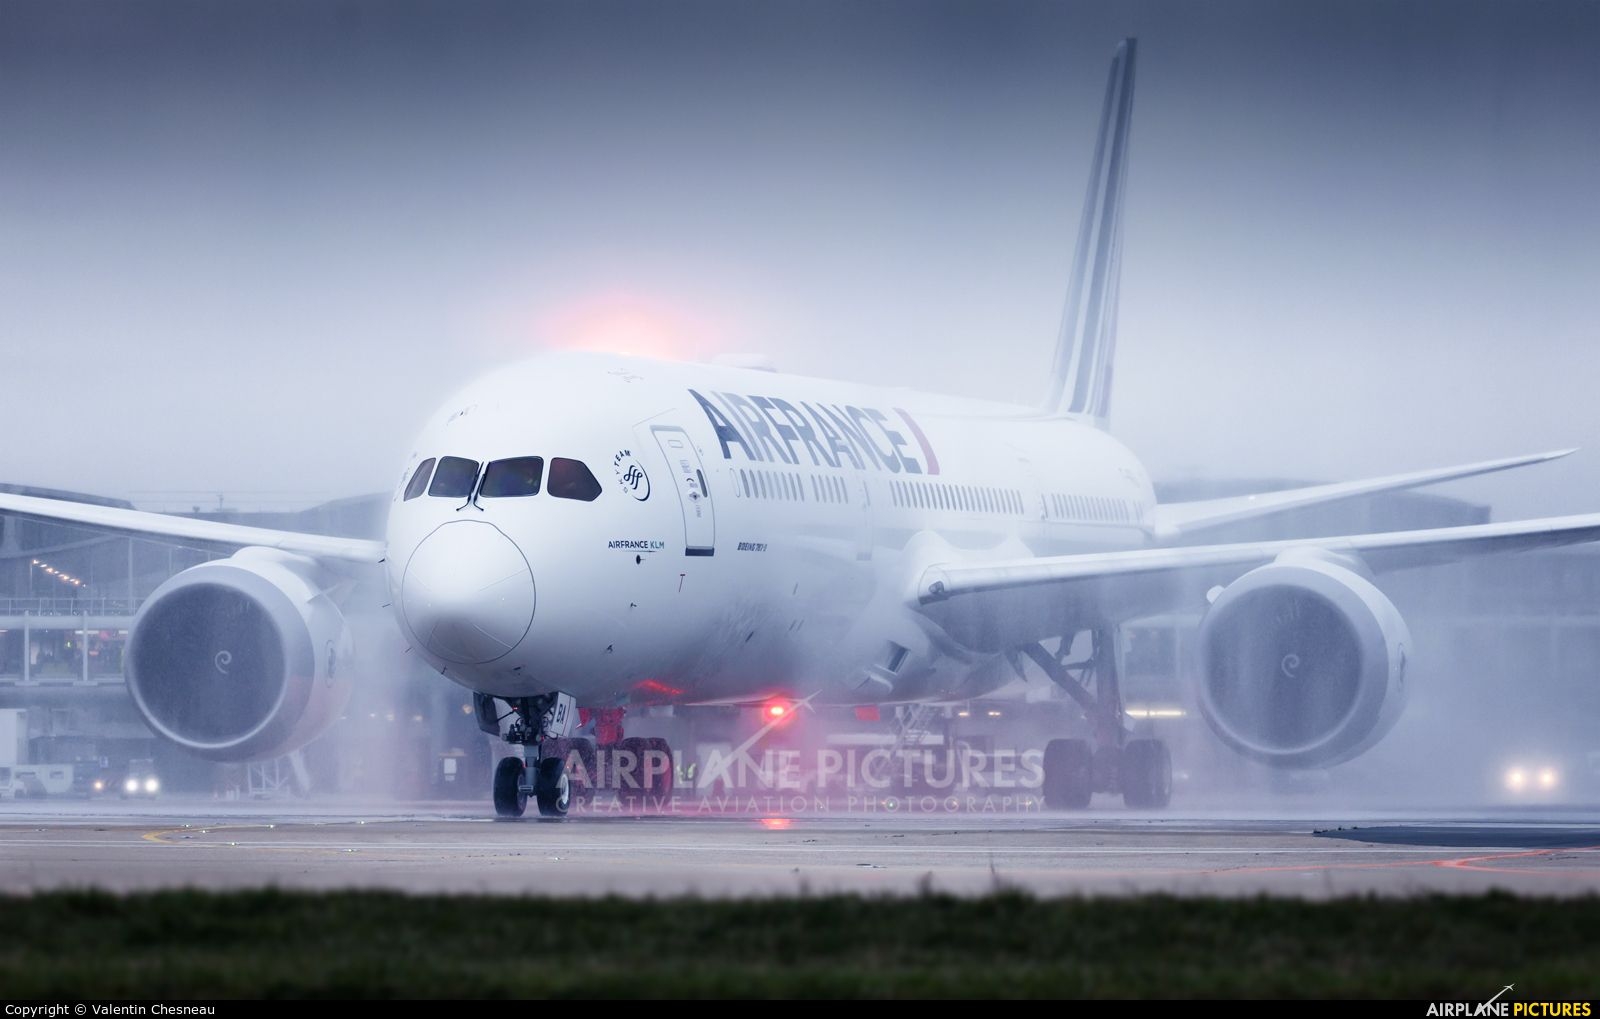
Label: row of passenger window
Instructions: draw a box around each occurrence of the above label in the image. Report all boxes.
[1047,492,1138,524]
[890,479,1023,516]
[402,455,602,503]
[734,468,850,504]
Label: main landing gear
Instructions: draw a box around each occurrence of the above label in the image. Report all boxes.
[477,691,576,819]
[1017,629,1173,809]
[578,708,674,810]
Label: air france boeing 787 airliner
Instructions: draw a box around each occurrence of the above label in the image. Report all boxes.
[6,39,1599,815]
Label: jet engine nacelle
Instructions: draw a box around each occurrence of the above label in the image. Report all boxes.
[125,548,353,761]
[1196,552,1409,769]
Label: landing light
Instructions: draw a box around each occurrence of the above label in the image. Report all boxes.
[1504,765,1561,793]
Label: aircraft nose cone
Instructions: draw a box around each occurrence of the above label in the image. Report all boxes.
[403,521,534,665]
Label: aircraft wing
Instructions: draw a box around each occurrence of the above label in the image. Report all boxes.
[913,512,1600,650]
[1149,449,1574,541]
[0,491,387,564]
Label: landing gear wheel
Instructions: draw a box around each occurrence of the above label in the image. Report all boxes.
[1120,738,1172,809]
[547,737,596,802]
[617,736,674,810]
[643,737,674,802]
[535,756,570,818]
[493,756,528,818]
[1042,738,1094,809]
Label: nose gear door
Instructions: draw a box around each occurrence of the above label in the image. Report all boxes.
[652,425,716,557]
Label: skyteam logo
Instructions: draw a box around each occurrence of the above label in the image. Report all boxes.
[612,451,651,501]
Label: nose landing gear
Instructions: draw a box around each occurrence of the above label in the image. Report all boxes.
[478,691,577,818]
[492,756,529,817]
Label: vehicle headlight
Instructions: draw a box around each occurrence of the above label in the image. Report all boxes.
[1538,767,1559,790]
[144,777,160,794]
[92,779,104,792]
[124,777,139,794]
[1505,767,1527,791]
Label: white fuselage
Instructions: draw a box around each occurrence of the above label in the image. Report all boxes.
[384,351,1154,706]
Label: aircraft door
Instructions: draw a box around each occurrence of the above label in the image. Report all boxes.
[652,426,716,557]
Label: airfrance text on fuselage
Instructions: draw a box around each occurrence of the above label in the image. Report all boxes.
[689,389,940,475]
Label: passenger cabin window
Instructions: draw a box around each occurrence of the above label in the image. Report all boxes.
[548,457,602,501]
[480,456,544,498]
[429,456,480,498]
[403,458,435,501]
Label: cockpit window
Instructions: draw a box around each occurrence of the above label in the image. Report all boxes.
[403,458,435,501]
[548,457,602,501]
[480,456,544,498]
[428,456,480,498]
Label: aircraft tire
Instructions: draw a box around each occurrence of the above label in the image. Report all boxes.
[493,756,527,818]
[534,756,570,818]
[1121,738,1172,809]
[1042,738,1094,809]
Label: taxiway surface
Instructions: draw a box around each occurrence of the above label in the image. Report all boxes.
[3,799,1600,895]
[4,801,1598,897]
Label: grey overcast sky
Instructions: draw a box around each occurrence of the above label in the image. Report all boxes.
[3,0,1597,516]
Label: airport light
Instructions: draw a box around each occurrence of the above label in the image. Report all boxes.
[1125,706,1188,719]
[30,558,85,590]
[766,701,788,720]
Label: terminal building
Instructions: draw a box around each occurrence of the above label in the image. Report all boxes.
[0,485,489,799]
[2,480,1597,804]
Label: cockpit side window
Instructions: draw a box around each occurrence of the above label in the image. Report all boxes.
[403,458,436,501]
[480,457,544,498]
[548,458,602,501]
[429,456,480,498]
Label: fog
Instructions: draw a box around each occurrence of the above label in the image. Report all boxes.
[3,0,1597,518]
[3,2,1599,812]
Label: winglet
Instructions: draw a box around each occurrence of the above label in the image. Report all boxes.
[1044,37,1137,424]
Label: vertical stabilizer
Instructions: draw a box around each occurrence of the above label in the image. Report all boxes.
[1044,38,1136,424]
